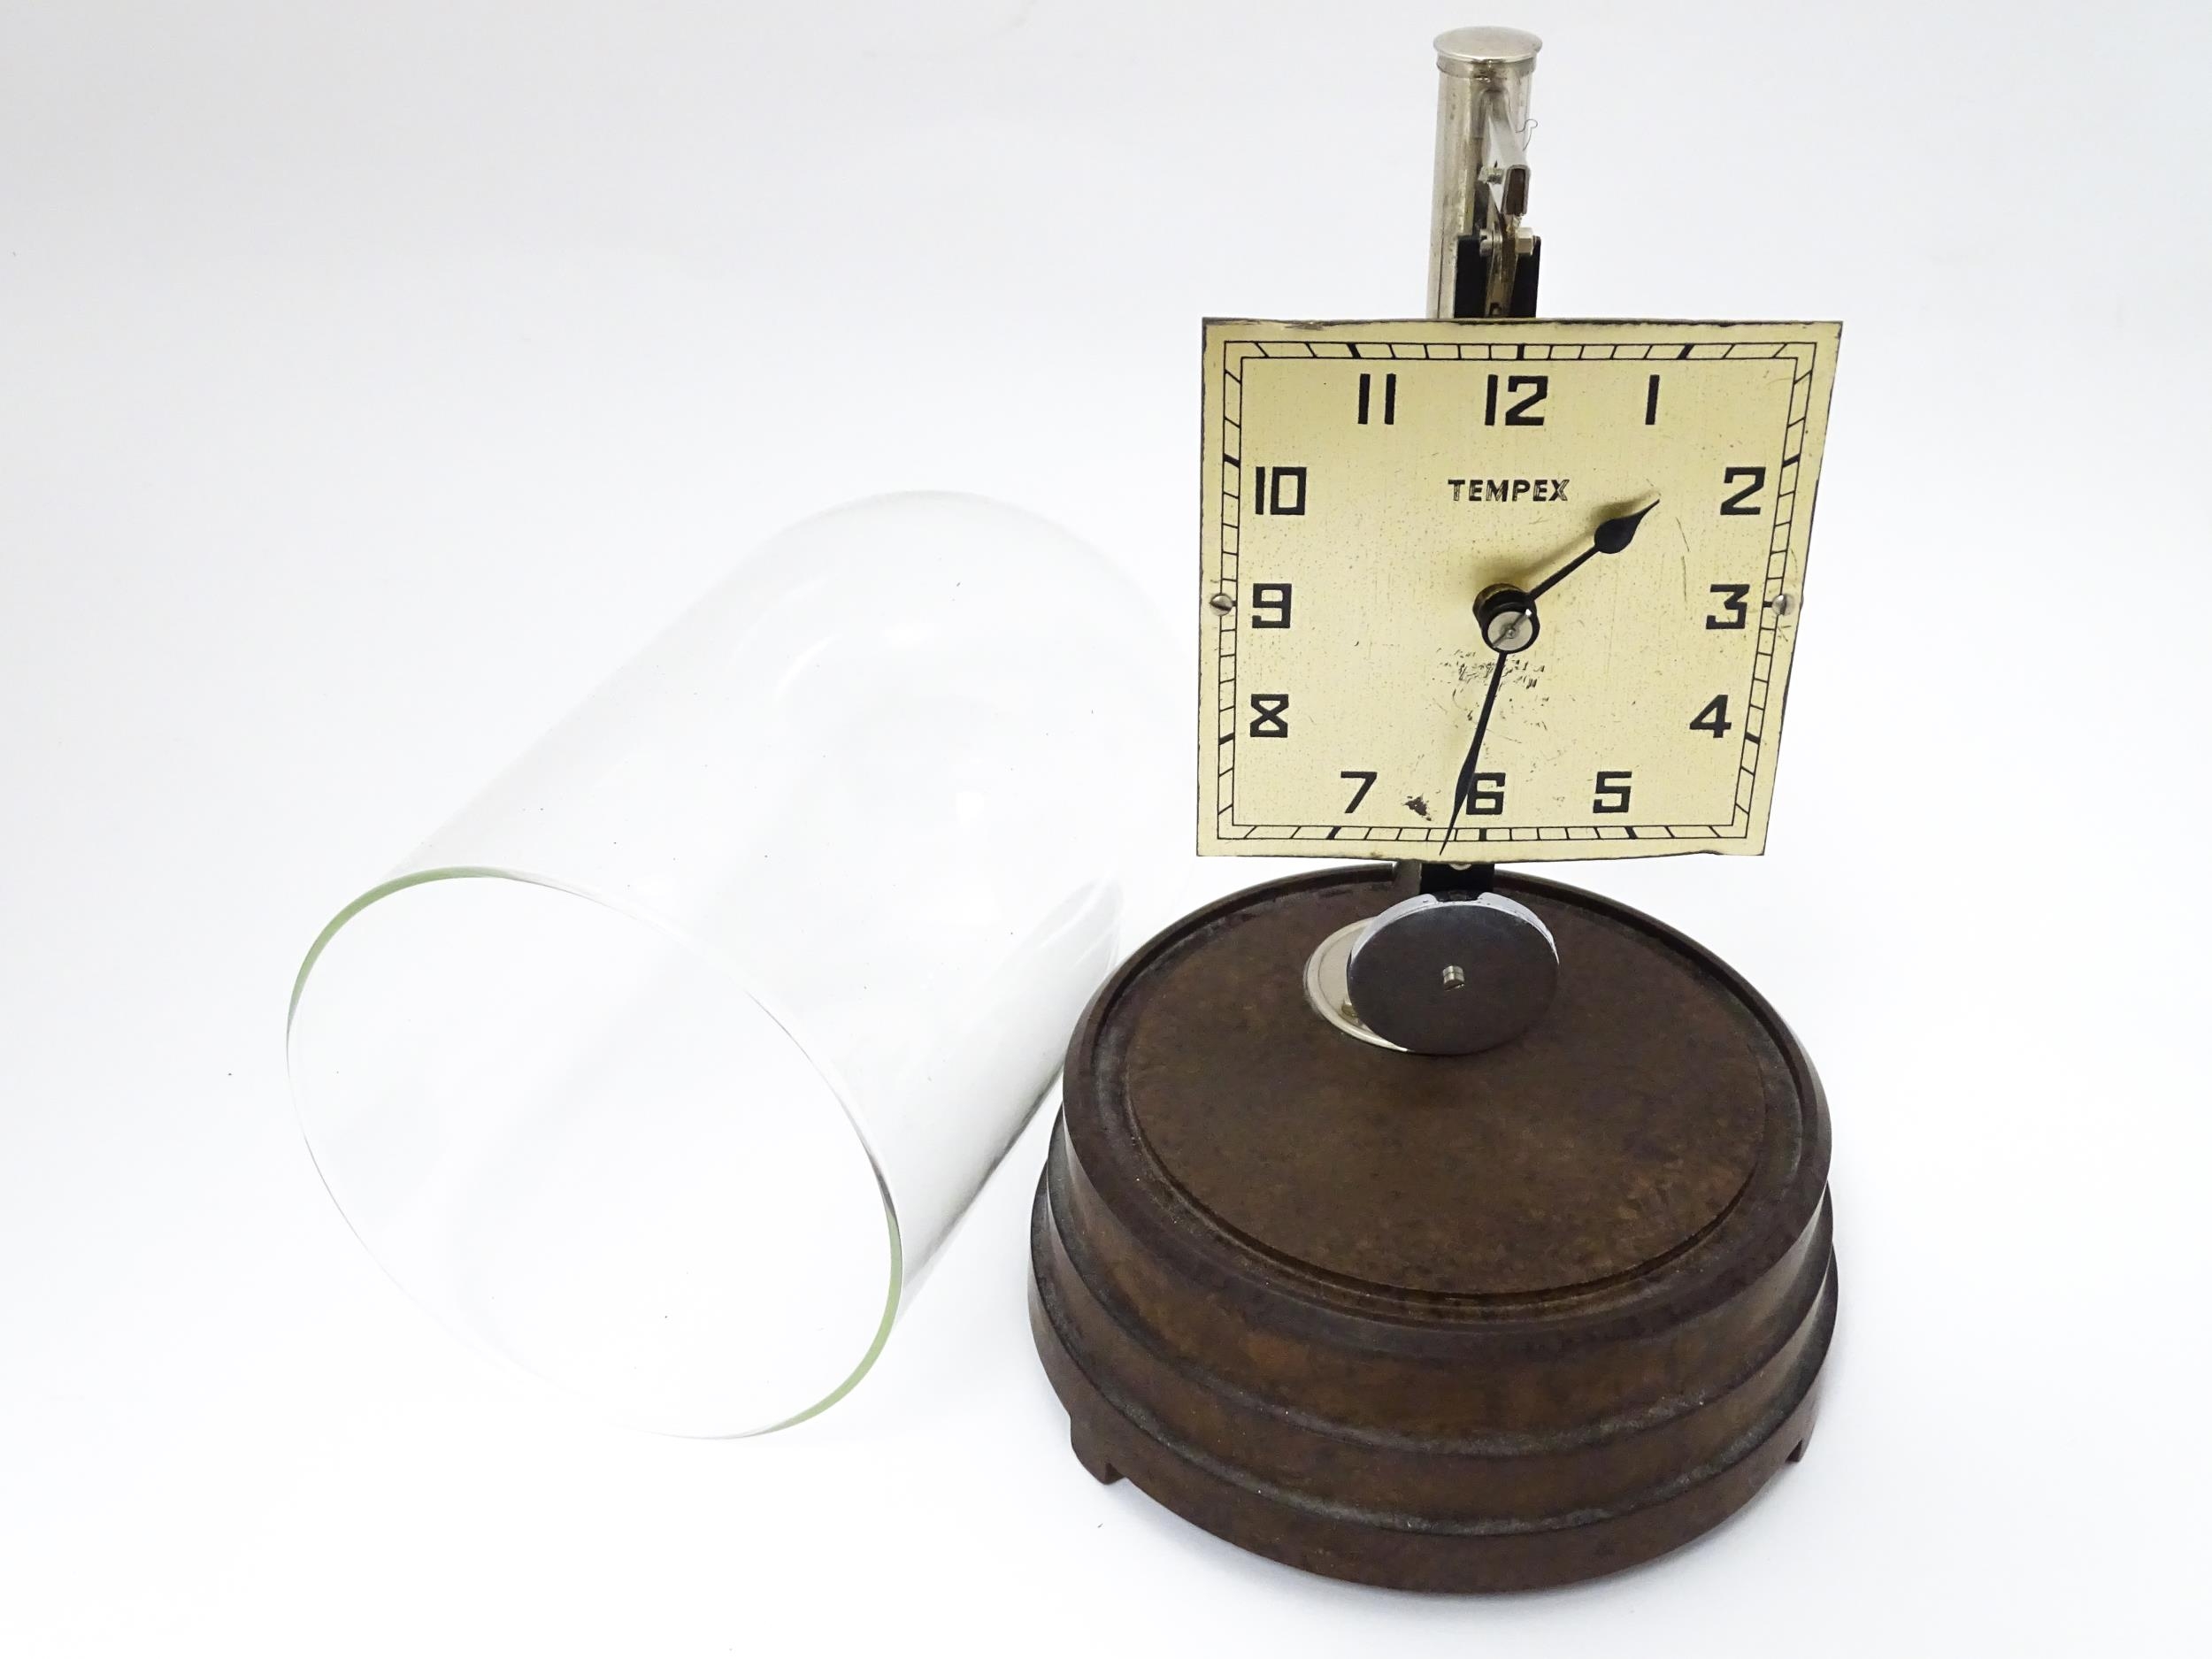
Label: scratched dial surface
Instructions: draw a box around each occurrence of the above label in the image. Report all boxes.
[1199,318,1840,862]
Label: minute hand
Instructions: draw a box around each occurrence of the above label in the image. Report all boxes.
[1441,648,1510,850]
[1525,498,1660,603]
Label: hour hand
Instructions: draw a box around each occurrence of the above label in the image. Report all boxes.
[1591,497,1660,555]
[1525,496,1660,602]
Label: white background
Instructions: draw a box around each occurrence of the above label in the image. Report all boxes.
[4,2,2208,1652]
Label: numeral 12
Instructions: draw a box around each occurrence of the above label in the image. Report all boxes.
[1482,374,1548,426]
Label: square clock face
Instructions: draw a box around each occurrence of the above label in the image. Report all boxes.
[1198,318,1840,862]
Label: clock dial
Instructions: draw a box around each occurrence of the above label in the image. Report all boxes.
[1199,318,1840,862]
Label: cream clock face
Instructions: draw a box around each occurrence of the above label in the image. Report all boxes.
[1199,318,1840,862]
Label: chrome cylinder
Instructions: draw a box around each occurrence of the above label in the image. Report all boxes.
[1426,27,1541,319]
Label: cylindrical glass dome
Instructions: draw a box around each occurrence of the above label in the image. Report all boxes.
[288,493,1170,1436]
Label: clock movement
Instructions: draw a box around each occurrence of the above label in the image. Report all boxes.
[1029,27,1841,1590]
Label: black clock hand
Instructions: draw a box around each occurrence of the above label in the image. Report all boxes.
[1441,648,1510,850]
[1441,501,1658,849]
[1525,498,1660,602]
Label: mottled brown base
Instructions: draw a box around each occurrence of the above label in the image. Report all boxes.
[1029,864,1836,1593]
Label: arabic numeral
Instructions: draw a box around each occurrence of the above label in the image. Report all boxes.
[1253,465,1307,516]
[1250,582,1293,628]
[1461,772,1505,817]
[1483,373,1548,426]
[1356,373,1397,426]
[1705,583,1750,629]
[1691,695,1733,739]
[1719,466,1766,516]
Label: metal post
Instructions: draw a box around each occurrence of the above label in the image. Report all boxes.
[1426,27,1542,320]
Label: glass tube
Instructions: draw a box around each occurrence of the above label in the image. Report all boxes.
[287,494,1170,1437]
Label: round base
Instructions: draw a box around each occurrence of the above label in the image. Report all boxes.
[1028,864,1835,1592]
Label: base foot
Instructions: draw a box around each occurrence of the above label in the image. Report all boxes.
[1071,1430,1124,1485]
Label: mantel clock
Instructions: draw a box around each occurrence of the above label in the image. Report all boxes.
[1029,27,1841,1591]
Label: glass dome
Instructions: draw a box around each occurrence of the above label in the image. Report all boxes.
[288,493,1171,1436]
